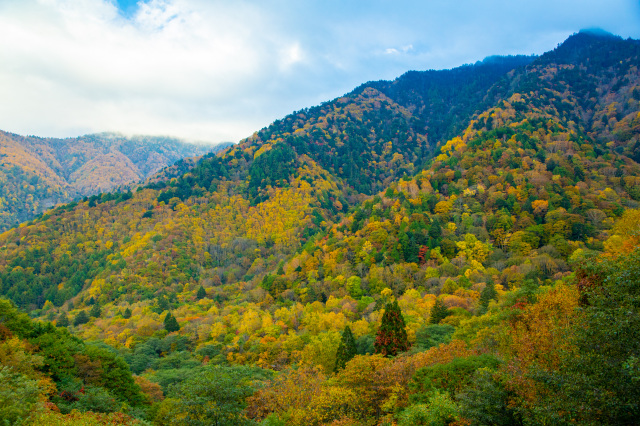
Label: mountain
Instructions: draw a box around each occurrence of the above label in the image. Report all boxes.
[0,30,639,424]
[241,54,534,195]
[0,131,226,231]
[275,30,640,302]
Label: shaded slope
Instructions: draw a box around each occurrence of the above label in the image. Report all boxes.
[239,55,535,195]
[367,54,535,145]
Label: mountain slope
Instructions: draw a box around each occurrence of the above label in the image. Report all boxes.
[1,30,640,425]
[239,55,534,195]
[0,53,538,312]
[276,30,640,305]
[0,131,224,231]
[0,30,637,371]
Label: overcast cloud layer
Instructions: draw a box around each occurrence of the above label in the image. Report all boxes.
[1,0,638,144]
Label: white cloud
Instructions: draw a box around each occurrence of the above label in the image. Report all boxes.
[0,0,638,143]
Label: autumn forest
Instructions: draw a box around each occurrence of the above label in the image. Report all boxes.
[1,30,640,425]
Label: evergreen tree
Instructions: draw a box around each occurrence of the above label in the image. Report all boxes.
[478,281,498,314]
[334,326,357,372]
[164,312,180,332]
[123,307,132,319]
[196,286,207,300]
[73,310,90,326]
[430,299,450,324]
[89,303,101,318]
[154,295,170,314]
[374,300,410,357]
[429,218,443,240]
[56,312,69,327]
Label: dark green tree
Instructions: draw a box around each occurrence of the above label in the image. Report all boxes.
[89,303,101,318]
[196,286,207,300]
[154,295,170,314]
[122,307,132,319]
[164,313,180,333]
[478,281,498,314]
[457,369,523,426]
[56,312,69,327]
[429,299,450,324]
[73,310,90,326]
[374,300,410,357]
[429,218,442,240]
[334,326,357,372]
[155,365,267,426]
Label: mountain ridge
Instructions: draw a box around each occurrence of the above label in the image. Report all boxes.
[0,131,226,230]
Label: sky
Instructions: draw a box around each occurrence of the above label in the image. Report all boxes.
[0,0,638,144]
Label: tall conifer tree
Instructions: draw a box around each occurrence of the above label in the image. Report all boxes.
[164,312,180,332]
[430,299,450,324]
[196,286,207,300]
[374,300,410,357]
[334,325,357,371]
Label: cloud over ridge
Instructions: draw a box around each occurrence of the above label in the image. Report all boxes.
[0,0,638,142]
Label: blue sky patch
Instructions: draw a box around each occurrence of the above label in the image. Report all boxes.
[115,0,140,18]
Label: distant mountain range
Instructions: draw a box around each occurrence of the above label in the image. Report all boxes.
[0,131,229,230]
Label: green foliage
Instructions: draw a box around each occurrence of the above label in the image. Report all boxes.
[0,365,43,425]
[248,143,297,203]
[0,298,35,338]
[89,303,101,318]
[398,391,460,426]
[81,344,145,406]
[147,368,199,394]
[196,286,207,300]
[124,334,195,376]
[55,381,121,414]
[410,354,501,402]
[478,282,497,314]
[374,300,410,357]
[56,312,69,327]
[345,276,363,299]
[429,300,450,325]
[334,326,357,372]
[356,334,375,355]
[73,310,90,326]
[0,297,145,415]
[414,324,455,351]
[30,331,80,381]
[155,153,230,204]
[538,250,640,424]
[164,313,180,333]
[155,365,268,425]
[457,368,522,426]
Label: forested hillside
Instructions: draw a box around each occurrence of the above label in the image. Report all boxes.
[1,30,639,425]
[243,55,534,195]
[0,131,224,231]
